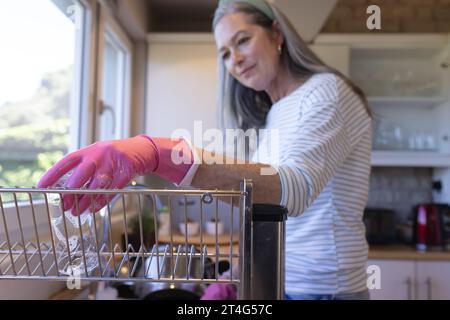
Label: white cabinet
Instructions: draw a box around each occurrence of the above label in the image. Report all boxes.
[316,34,450,203]
[351,46,450,161]
[368,259,415,300]
[416,261,450,300]
[316,34,450,168]
[368,259,450,300]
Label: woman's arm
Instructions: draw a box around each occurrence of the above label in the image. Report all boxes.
[190,148,281,205]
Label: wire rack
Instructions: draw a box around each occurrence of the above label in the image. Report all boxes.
[0,180,286,299]
[0,183,245,278]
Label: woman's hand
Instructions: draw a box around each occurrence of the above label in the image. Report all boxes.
[37,135,159,215]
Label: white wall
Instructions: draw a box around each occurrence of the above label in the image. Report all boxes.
[146,35,218,140]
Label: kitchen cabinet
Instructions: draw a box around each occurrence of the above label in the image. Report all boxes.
[315,34,450,166]
[352,47,450,161]
[368,259,415,300]
[368,259,450,300]
[316,33,450,203]
[416,261,450,300]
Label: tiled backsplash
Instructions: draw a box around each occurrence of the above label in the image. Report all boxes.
[367,167,433,223]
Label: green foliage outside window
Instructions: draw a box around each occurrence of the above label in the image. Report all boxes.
[0,68,70,202]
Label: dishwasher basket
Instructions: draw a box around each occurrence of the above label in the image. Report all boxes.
[0,180,287,300]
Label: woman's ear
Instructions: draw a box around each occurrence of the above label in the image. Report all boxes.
[272,20,284,47]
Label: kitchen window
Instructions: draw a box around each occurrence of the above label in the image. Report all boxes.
[0,0,135,245]
[96,8,133,140]
[0,0,91,201]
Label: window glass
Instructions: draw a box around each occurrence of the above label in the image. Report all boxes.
[0,0,86,200]
[99,29,130,141]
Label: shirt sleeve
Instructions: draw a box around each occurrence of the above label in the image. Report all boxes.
[278,78,369,217]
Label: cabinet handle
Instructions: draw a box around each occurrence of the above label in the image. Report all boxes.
[405,277,413,300]
[425,277,432,300]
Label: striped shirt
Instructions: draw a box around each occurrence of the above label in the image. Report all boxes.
[251,72,372,294]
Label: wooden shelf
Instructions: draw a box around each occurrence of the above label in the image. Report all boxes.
[372,151,450,167]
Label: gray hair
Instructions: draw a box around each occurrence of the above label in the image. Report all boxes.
[213,1,372,131]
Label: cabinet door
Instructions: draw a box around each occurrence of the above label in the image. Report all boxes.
[146,41,218,138]
[309,44,350,77]
[416,261,450,300]
[367,259,415,300]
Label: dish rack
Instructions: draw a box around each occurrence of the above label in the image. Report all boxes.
[0,180,287,300]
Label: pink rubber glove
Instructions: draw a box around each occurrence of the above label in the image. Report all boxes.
[37,135,194,215]
[200,284,237,300]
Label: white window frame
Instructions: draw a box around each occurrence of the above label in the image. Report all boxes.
[72,0,95,151]
[95,4,133,140]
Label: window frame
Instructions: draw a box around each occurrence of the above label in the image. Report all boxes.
[71,0,95,152]
[95,4,133,140]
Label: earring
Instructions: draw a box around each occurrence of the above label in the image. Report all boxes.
[278,44,282,55]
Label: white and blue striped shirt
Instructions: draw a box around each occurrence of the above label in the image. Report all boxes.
[252,72,372,294]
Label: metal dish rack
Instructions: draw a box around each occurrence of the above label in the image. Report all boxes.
[0,180,286,300]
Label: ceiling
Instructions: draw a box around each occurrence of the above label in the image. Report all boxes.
[148,0,219,32]
[148,0,337,42]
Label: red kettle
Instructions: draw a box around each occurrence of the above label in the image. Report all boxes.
[414,204,447,251]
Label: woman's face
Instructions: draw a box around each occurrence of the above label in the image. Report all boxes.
[214,12,282,92]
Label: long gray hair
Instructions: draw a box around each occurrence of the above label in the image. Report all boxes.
[213,1,371,131]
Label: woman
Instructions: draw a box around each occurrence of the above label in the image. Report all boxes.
[38,0,372,300]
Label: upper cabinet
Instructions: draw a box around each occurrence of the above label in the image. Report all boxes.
[316,34,450,168]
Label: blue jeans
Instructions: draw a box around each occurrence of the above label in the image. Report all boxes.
[285,289,370,300]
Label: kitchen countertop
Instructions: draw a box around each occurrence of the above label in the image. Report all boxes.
[368,244,450,261]
[28,233,450,262]
[154,238,450,262]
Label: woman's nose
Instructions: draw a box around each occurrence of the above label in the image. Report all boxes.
[231,50,244,68]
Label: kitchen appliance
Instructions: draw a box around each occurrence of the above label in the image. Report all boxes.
[363,208,397,244]
[413,203,450,251]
